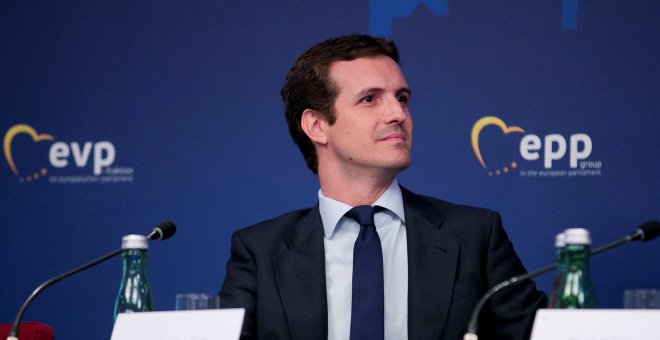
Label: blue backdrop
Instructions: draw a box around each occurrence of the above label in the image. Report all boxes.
[2,1,658,339]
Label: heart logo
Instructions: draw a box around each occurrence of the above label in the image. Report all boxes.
[3,124,54,181]
[471,116,525,176]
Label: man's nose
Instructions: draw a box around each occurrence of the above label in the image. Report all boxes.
[383,96,408,124]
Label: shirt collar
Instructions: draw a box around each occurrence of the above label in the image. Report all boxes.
[318,179,405,239]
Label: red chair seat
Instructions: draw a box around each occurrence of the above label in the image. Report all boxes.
[0,322,55,340]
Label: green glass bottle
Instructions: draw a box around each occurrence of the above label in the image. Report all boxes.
[114,235,154,319]
[549,232,566,307]
[556,228,597,308]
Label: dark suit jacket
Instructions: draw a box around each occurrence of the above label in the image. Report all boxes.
[219,187,547,339]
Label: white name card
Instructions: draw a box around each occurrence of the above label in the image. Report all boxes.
[111,309,245,340]
[530,309,660,340]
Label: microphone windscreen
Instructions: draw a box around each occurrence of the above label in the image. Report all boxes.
[156,221,177,240]
[638,220,660,241]
[148,221,177,240]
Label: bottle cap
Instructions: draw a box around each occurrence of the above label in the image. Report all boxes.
[122,234,148,249]
[554,232,566,247]
[563,228,591,245]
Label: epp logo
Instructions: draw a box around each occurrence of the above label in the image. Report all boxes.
[520,133,591,169]
[3,124,116,182]
[471,116,594,176]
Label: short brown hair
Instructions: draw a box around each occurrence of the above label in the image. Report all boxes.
[281,34,400,174]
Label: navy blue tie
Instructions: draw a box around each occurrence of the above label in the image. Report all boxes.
[346,205,384,340]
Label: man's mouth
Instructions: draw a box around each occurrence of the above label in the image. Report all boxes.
[377,127,408,142]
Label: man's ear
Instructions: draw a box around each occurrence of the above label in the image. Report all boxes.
[300,109,328,145]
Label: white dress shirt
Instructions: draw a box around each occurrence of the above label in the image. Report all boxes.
[319,179,408,340]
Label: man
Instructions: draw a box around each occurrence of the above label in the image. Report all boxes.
[220,34,547,340]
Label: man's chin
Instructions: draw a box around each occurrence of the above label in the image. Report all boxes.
[386,158,412,174]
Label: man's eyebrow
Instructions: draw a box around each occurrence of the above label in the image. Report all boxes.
[397,87,412,97]
[354,87,383,99]
[353,87,412,99]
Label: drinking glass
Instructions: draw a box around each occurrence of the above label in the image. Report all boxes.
[623,289,660,309]
[175,293,221,310]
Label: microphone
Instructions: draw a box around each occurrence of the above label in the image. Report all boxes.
[7,221,177,340]
[147,220,177,240]
[627,220,660,242]
[463,220,660,340]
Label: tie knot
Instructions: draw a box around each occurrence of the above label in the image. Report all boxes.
[345,205,378,227]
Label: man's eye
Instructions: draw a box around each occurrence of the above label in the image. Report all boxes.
[361,95,374,103]
[397,95,409,104]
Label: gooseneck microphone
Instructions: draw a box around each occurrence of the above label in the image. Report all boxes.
[463,220,660,340]
[147,220,177,240]
[7,221,177,340]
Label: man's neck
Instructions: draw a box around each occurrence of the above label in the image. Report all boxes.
[318,168,396,206]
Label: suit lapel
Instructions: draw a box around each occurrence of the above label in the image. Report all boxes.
[273,206,328,340]
[403,188,460,339]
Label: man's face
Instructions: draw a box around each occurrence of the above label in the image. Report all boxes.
[321,56,413,176]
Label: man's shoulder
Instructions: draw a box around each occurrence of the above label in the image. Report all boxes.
[405,189,517,263]
[403,187,499,220]
[233,206,317,239]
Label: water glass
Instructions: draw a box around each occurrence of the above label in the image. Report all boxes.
[623,289,660,309]
[175,293,221,310]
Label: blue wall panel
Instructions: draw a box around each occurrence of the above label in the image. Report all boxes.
[1,1,658,339]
